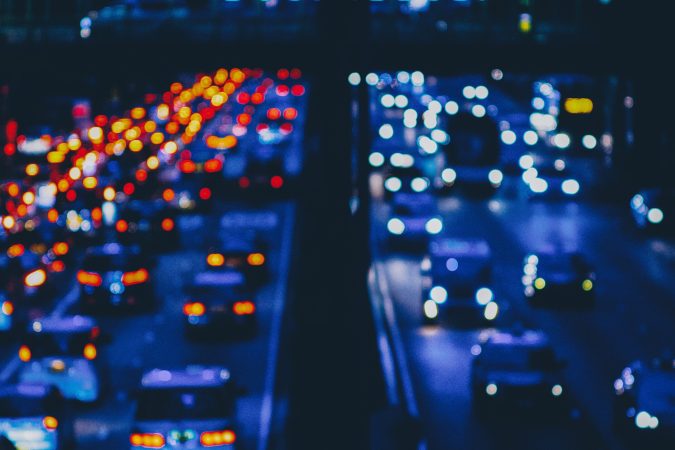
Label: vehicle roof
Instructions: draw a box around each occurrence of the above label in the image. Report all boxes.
[483,330,549,348]
[430,238,491,258]
[29,315,97,334]
[141,366,231,389]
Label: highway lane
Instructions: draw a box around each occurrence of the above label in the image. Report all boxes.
[371,192,675,450]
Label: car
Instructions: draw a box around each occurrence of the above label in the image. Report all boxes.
[238,146,287,192]
[130,366,238,449]
[0,245,63,303]
[386,192,443,249]
[114,200,180,252]
[522,252,596,307]
[17,316,102,403]
[205,235,268,285]
[613,358,675,445]
[183,270,256,338]
[523,159,581,199]
[0,291,15,334]
[0,383,74,450]
[630,188,674,232]
[471,329,570,417]
[77,243,154,311]
[382,164,431,199]
[420,238,498,325]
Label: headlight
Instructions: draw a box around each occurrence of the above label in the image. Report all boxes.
[647,208,664,224]
[420,257,431,272]
[387,218,405,235]
[475,287,494,306]
[423,300,438,319]
[635,411,659,430]
[485,383,498,396]
[441,168,457,185]
[384,177,402,192]
[483,302,499,321]
[581,279,593,292]
[530,178,548,193]
[411,177,429,192]
[425,218,443,234]
[561,179,580,195]
[551,384,563,397]
[488,169,503,186]
[369,152,385,167]
[430,286,447,303]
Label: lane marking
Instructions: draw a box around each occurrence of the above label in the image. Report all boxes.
[257,202,295,450]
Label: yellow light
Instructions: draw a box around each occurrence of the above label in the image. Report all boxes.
[150,132,165,145]
[83,177,98,190]
[214,69,228,85]
[564,98,594,114]
[88,126,104,143]
[534,278,546,290]
[57,179,70,192]
[247,253,265,266]
[200,75,213,88]
[69,167,82,180]
[47,151,66,164]
[144,120,157,133]
[211,93,225,107]
[124,127,140,141]
[207,253,225,267]
[67,137,81,151]
[22,191,35,205]
[146,156,159,170]
[131,107,146,120]
[519,13,532,33]
[26,163,40,177]
[2,216,15,229]
[582,279,593,292]
[157,104,170,120]
[103,187,116,201]
[129,140,143,152]
[179,91,193,103]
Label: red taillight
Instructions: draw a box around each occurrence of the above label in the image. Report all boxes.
[204,159,223,173]
[179,160,196,174]
[267,108,281,121]
[53,242,69,256]
[238,176,250,189]
[19,345,31,362]
[116,220,129,233]
[270,176,284,189]
[199,187,212,201]
[1,301,14,315]
[161,218,175,232]
[24,269,47,288]
[183,302,205,316]
[83,343,97,360]
[122,268,149,286]
[283,107,298,120]
[200,430,236,447]
[50,260,66,273]
[123,182,135,196]
[7,243,25,258]
[233,301,255,316]
[43,416,58,431]
[130,433,165,448]
[291,84,305,96]
[77,270,102,287]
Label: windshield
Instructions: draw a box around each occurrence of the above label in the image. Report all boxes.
[136,387,234,421]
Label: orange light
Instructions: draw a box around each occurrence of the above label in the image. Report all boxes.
[7,182,20,197]
[19,345,31,362]
[201,430,236,446]
[116,220,129,233]
[204,159,223,173]
[162,189,175,202]
[150,132,165,145]
[233,301,255,316]
[51,260,66,273]
[43,416,58,431]
[16,205,28,217]
[47,209,59,223]
[207,253,225,267]
[53,242,69,256]
[267,108,281,121]
[91,207,103,222]
[24,269,47,288]
[131,107,146,120]
[136,170,148,182]
[7,243,25,258]
[183,302,205,316]
[122,268,149,286]
[83,177,98,190]
[247,253,265,266]
[130,433,165,448]
[179,160,196,174]
[161,218,174,232]
[26,163,40,177]
[83,343,97,360]
[77,270,102,287]
[1,301,14,316]
[283,107,298,120]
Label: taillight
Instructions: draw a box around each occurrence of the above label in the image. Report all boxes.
[53,242,69,256]
[116,219,129,233]
[247,253,265,267]
[130,433,165,448]
[1,301,13,315]
[24,269,47,288]
[199,187,212,200]
[77,270,102,287]
[233,301,255,316]
[179,160,196,174]
[200,430,236,447]
[204,159,223,173]
[161,218,175,232]
[183,302,205,316]
[50,260,66,273]
[238,176,250,189]
[122,268,149,286]
[83,343,97,360]
[7,243,25,258]
[19,345,31,362]
[43,416,58,431]
[270,176,284,189]
[207,253,225,267]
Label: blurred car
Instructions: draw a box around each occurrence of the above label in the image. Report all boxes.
[115,200,180,251]
[238,147,287,192]
[77,243,154,311]
[471,329,569,416]
[0,245,64,302]
[386,192,443,249]
[523,160,581,199]
[0,291,15,334]
[130,366,238,449]
[183,270,256,338]
[420,238,498,325]
[17,316,101,403]
[0,383,74,450]
[522,252,596,307]
[613,358,675,444]
[630,189,674,232]
[205,236,268,285]
[382,164,431,199]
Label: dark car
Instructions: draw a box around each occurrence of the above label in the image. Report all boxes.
[77,244,154,311]
[114,200,180,252]
[205,235,268,286]
[182,270,256,338]
[522,252,596,307]
[0,246,63,303]
[386,192,443,249]
[630,189,674,233]
[613,358,675,446]
[0,383,74,450]
[421,238,498,325]
[130,366,238,449]
[382,164,431,198]
[471,329,570,417]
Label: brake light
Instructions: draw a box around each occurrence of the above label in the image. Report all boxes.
[130,433,165,448]
[116,220,129,233]
[267,108,281,121]
[91,207,103,222]
[238,176,250,189]
[233,301,255,316]
[1,301,13,315]
[207,253,225,267]
[162,189,175,202]
[199,187,212,201]
[50,260,66,273]
[179,160,196,174]
[161,218,175,232]
[204,159,223,173]
[19,345,31,362]
[83,343,97,360]
[247,253,265,266]
[77,270,103,287]
[43,416,58,431]
[200,430,236,447]
[283,107,298,120]
[122,268,149,286]
[270,176,284,189]
[25,269,47,288]
[7,243,24,258]
[183,302,205,316]
[53,242,69,256]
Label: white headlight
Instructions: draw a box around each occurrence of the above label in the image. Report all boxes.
[430,286,447,304]
[562,179,580,195]
[488,169,503,186]
[380,94,395,108]
[423,300,438,319]
[387,218,405,235]
[369,152,385,167]
[519,155,534,169]
[522,167,538,184]
[425,218,443,234]
[411,177,429,192]
[394,95,409,108]
[444,101,459,115]
[530,178,548,193]
[551,384,563,397]
[483,302,499,321]
[471,104,486,118]
[523,130,538,146]
[379,124,394,140]
[475,287,494,306]
[485,383,498,396]
[442,168,457,184]
[475,85,489,100]
[553,133,571,149]
[647,208,664,224]
[462,86,476,99]
[582,134,597,150]
[384,177,402,192]
[500,130,516,145]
